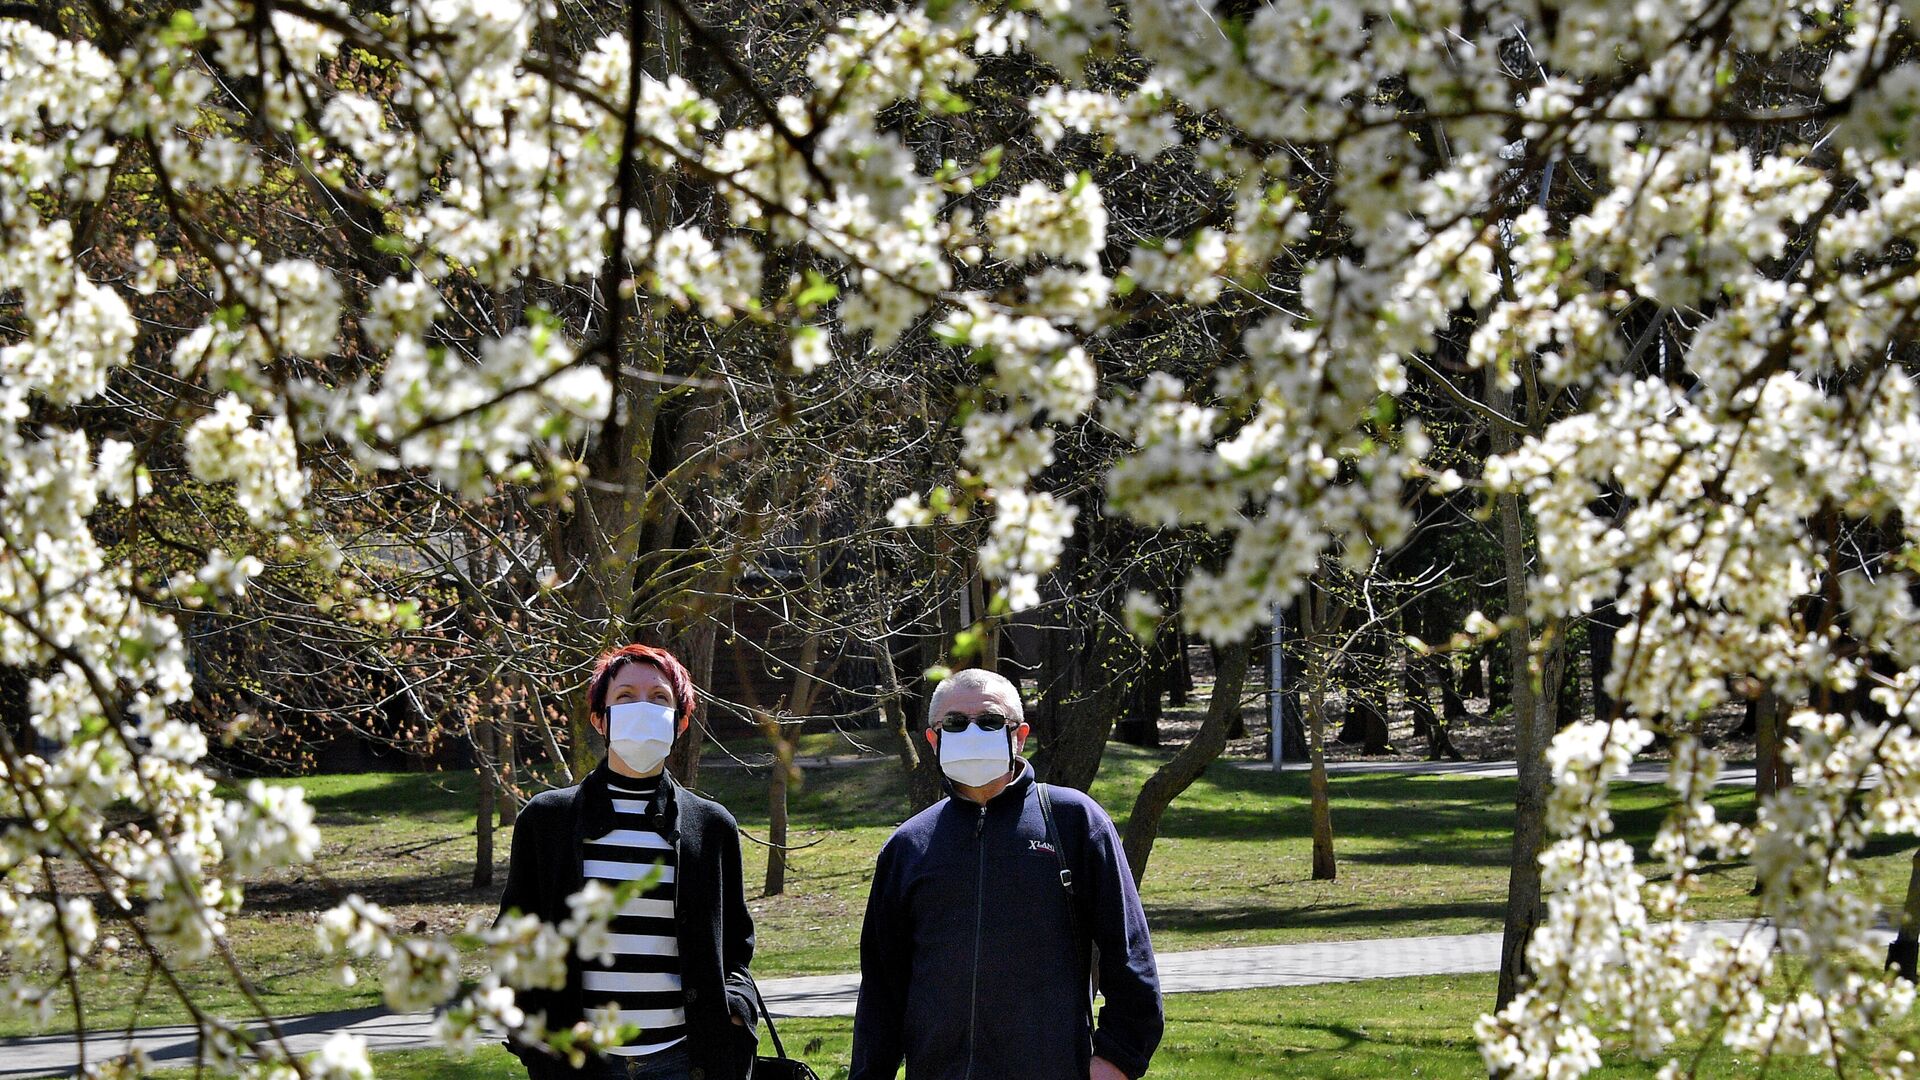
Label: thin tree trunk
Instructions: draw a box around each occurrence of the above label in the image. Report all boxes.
[1590,599,1620,721]
[1307,681,1337,881]
[667,621,716,786]
[1122,641,1250,885]
[498,717,518,826]
[1888,851,1920,981]
[1166,627,1192,710]
[765,757,789,896]
[474,715,496,889]
[1755,690,1791,798]
[1495,369,1548,1011]
[1302,584,1337,881]
[877,630,942,813]
[1462,646,1486,699]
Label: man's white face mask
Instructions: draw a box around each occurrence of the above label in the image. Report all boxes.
[607,700,677,774]
[939,720,1015,788]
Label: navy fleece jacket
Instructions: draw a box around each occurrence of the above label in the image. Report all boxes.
[849,761,1164,1080]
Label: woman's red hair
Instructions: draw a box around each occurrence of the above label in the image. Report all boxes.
[587,644,698,729]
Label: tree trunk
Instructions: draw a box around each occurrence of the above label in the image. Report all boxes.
[498,717,518,826]
[1440,653,1470,725]
[1033,614,1134,791]
[1553,636,1582,727]
[1406,657,1436,739]
[1335,621,1394,755]
[474,716,496,890]
[1166,627,1192,710]
[1307,683,1337,881]
[1121,640,1250,885]
[765,760,789,896]
[1461,646,1486,699]
[873,629,939,814]
[1755,690,1791,798]
[1114,663,1162,747]
[1487,635,1512,714]
[1302,585,1337,881]
[667,621,717,786]
[1494,371,1549,1011]
[766,575,827,898]
[1888,850,1920,981]
[1589,599,1620,722]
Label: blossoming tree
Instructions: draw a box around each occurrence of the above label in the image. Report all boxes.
[10,0,1920,1075]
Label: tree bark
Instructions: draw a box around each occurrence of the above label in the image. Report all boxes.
[1755,690,1790,799]
[1302,583,1337,881]
[666,621,716,786]
[765,758,789,896]
[1888,850,1920,981]
[474,715,496,890]
[498,717,518,826]
[1495,371,1549,1011]
[1032,614,1134,791]
[1462,646,1487,699]
[1114,662,1163,747]
[1121,640,1250,885]
[1590,599,1621,721]
[1166,627,1192,710]
[881,628,944,813]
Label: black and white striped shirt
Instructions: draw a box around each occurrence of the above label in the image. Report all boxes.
[581,774,685,1057]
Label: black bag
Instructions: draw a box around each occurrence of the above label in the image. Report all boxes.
[749,981,821,1080]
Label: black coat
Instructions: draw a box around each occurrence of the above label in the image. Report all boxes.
[498,761,760,1080]
[849,762,1164,1080]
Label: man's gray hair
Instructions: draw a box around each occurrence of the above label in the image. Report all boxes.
[926,668,1024,727]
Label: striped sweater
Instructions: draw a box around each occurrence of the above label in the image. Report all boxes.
[580,773,685,1057]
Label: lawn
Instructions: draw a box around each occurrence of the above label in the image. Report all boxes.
[121,976,1898,1080]
[8,724,1919,1041]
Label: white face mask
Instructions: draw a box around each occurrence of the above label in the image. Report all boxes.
[939,723,1015,788]
[607,700,677,775]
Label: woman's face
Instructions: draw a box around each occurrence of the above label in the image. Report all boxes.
[596,661,679,736]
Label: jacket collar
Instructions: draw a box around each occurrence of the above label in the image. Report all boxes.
[580,758,682,840]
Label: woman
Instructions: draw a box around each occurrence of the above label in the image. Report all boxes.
[499,644,759,1080]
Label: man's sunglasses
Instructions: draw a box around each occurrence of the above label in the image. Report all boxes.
[938,710,1016,734]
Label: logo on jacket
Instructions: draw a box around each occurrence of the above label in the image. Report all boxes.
[1028,839,1057,854]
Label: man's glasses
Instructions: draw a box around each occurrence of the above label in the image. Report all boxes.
[938,710,1015,734]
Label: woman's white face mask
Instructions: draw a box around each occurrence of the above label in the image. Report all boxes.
[607,700,677,774]
[939,723,1015,788]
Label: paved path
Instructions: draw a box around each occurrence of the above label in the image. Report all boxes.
[1240,758,1760,786]
[2,919,1870,1077]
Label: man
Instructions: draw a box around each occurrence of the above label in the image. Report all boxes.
[850,669,1164,1080]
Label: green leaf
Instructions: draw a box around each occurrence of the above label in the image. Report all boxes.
[795,270,839,308]
[1370,394,1398,429]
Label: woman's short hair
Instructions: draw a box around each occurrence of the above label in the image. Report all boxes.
[587,644,698,728]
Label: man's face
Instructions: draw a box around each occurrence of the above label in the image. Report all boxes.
[595,662,682,738]
[924,683,1030,755]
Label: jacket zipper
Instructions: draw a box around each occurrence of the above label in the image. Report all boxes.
[965,802,987,1080]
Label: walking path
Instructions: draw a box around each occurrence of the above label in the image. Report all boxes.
[1,919,1871,1077]
[1241,758,1760,785]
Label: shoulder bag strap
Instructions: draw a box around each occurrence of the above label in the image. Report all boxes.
[748,978,789,1061]
[1036,783,1096,1029]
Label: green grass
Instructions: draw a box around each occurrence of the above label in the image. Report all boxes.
[10,739,1920,1043]
[127,977,1897,1079]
